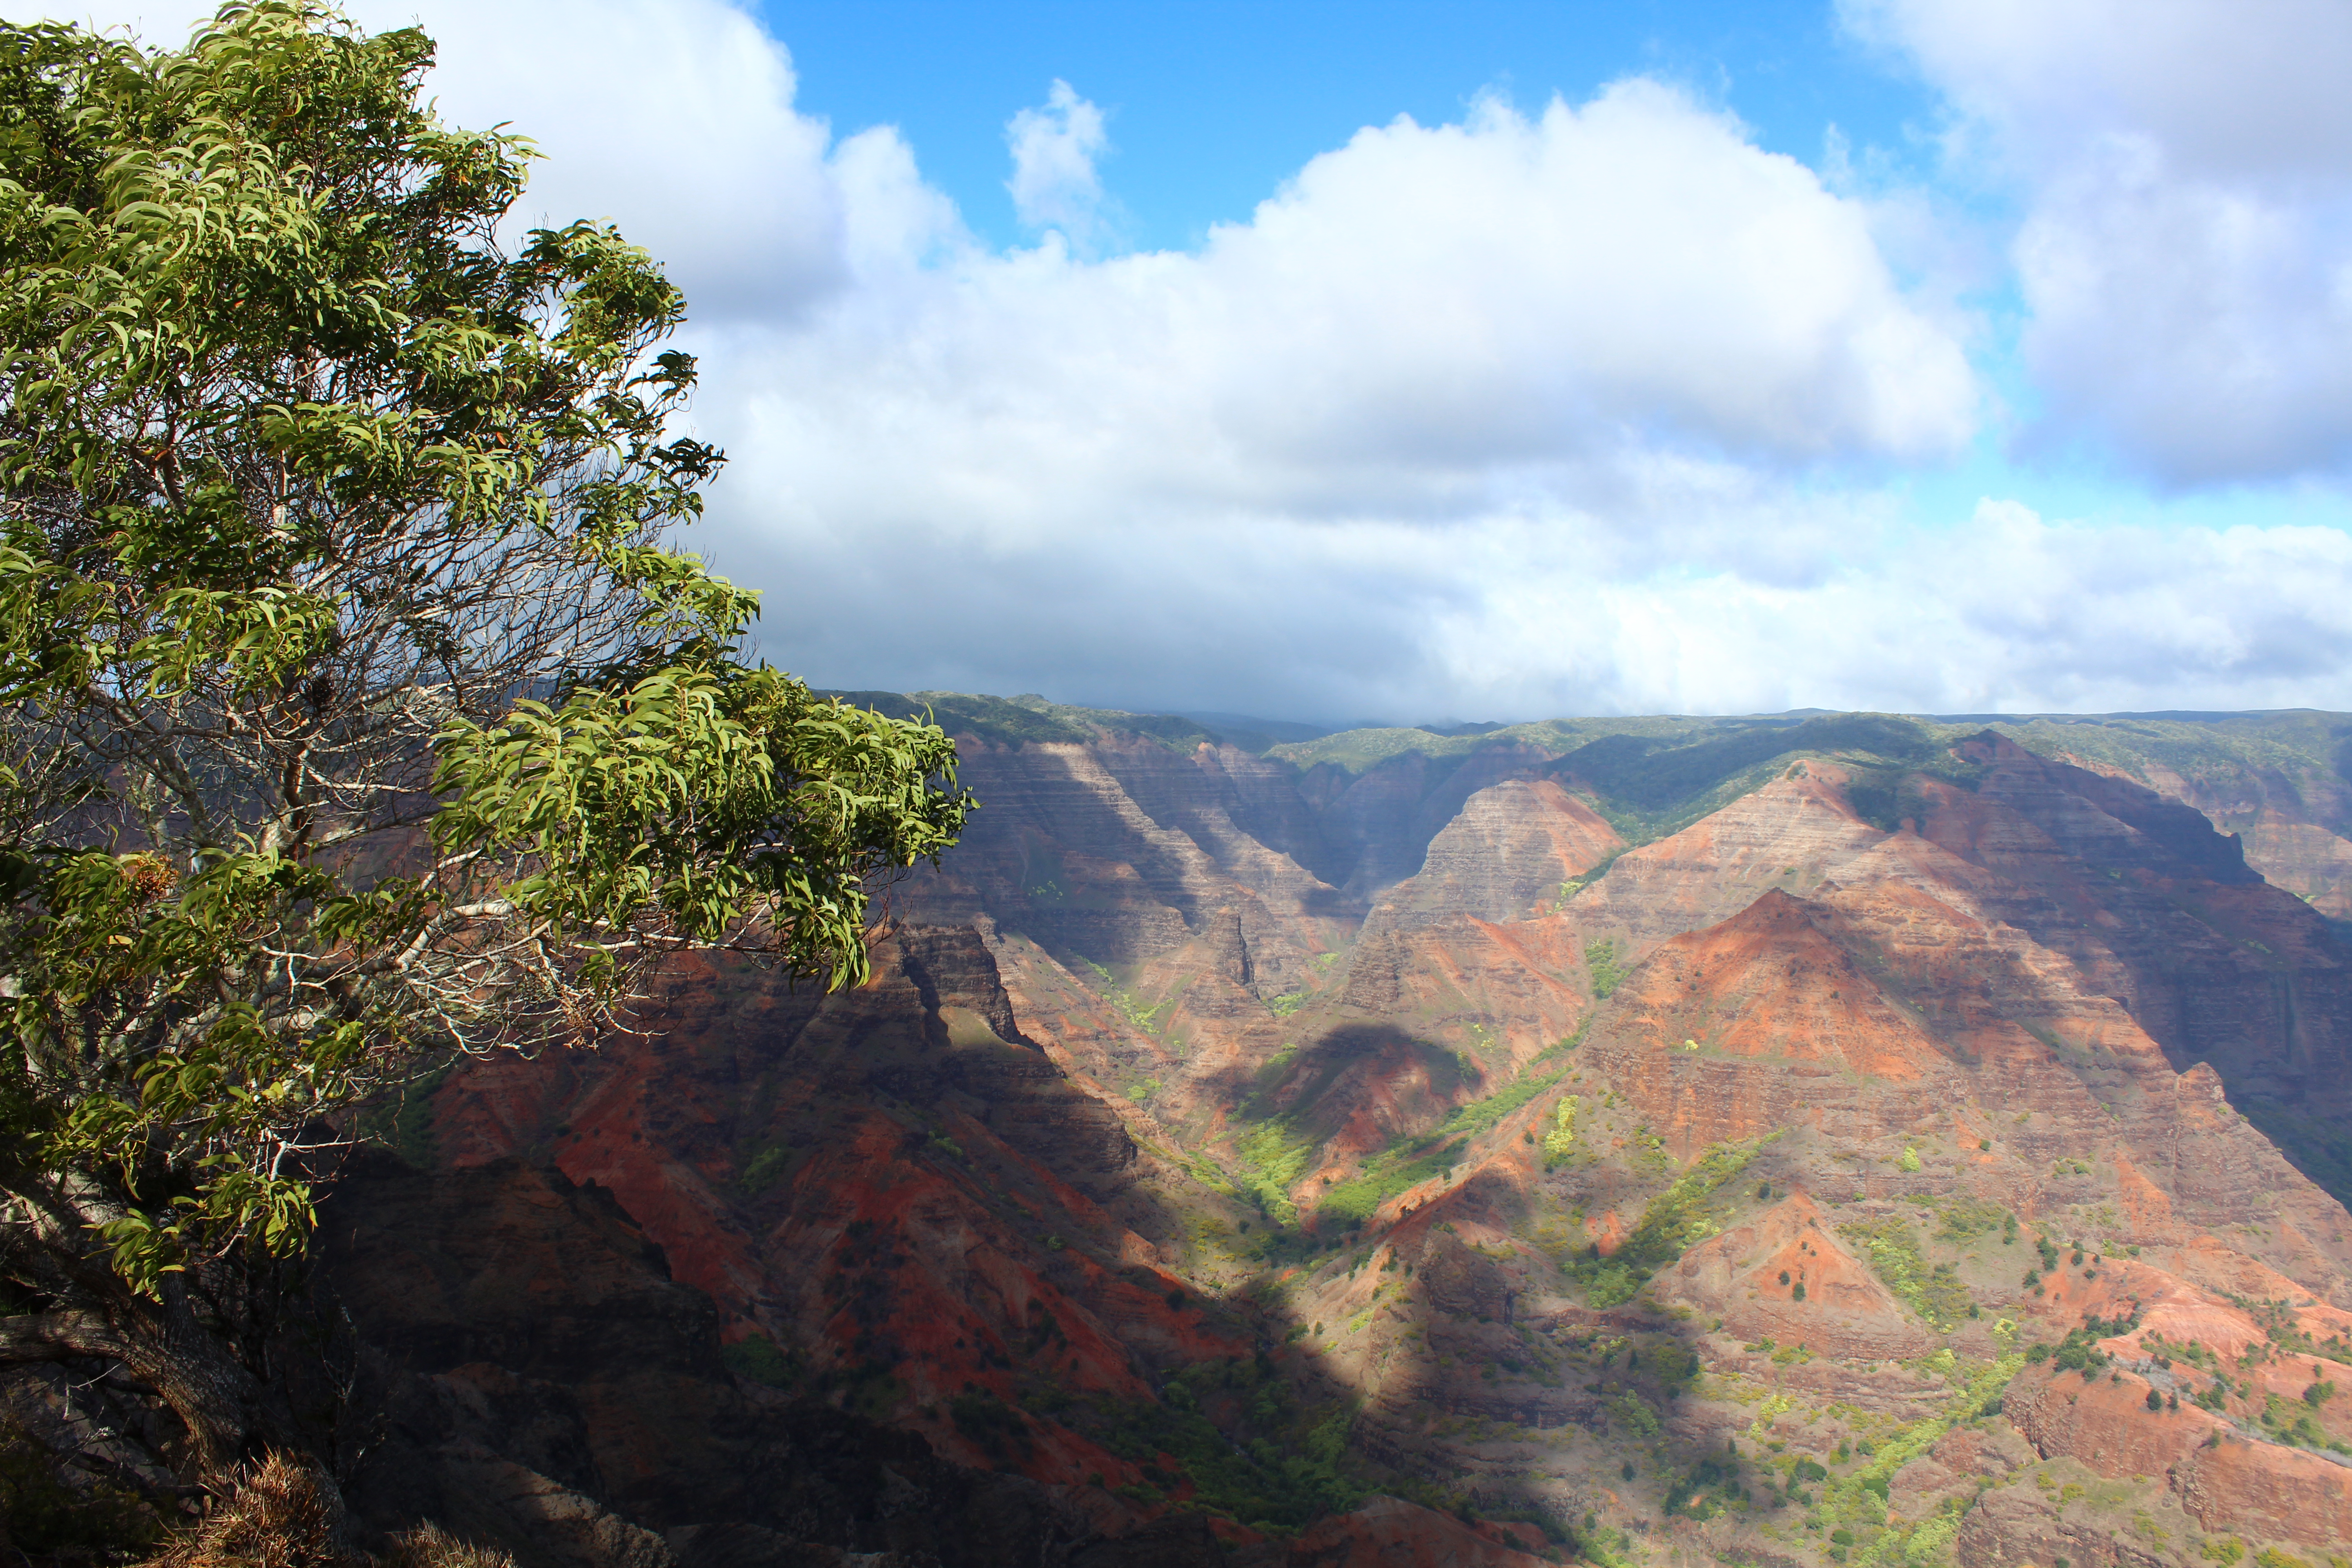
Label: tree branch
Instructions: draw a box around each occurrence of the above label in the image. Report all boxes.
[0,1309,132,1364]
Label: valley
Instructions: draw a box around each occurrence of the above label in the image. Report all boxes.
[24,703,2352,1568]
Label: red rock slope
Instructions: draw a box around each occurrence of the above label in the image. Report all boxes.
[317,715,2352,1568]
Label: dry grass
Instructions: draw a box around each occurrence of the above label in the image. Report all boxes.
[144,1455,510,1568]
[146,1454,344,1568]
[375,1523,511,1568]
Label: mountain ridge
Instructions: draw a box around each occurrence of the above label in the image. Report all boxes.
[18,703,2352,1567]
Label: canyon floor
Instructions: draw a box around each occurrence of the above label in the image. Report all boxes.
[18,705,2352,1568]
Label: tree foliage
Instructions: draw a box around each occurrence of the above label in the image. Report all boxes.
[0,0,969,1475]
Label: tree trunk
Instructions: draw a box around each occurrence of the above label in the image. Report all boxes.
[0,1277,299,1479]
[0,1284,350,1549]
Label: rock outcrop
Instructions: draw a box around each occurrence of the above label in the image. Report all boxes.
[1364,780,1622,935]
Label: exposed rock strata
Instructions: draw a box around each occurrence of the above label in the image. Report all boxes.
[51,715,2345,1567]
[1364,781,1621,935]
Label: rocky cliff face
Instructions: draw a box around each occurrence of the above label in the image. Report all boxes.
[296,928,1555,1568]
[1364,781,1622,936]
[106,706,2352,1568]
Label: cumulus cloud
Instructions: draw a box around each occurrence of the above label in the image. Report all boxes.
[694,79,2003,714]
[1846,0,2352,485]
[715,82,1979,524]
[21,0,2349,720]
[1005,80,1117,248]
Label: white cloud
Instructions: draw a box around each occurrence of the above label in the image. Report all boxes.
[716,81,1978,522]
[23,0,2349,721]
[1005,80,1116,248]
[1844,0,2352,181]
[1473,503,2352,718]
[710,462,2352,720]
[689,78,1999,715]
[1845,0,2352,485]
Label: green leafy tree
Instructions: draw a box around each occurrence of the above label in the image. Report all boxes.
[0,0,969,1482]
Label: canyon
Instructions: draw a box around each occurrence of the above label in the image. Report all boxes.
[14,702,2352,1568]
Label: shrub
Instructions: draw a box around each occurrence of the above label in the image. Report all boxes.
[1841,1217,1972,1330]
[1542,1095,1582,1168]
[1586,939,1628,998]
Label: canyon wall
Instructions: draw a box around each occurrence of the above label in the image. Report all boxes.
[26,706,2352,1567]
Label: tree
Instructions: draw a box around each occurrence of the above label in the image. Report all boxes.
[0,0,970,1488]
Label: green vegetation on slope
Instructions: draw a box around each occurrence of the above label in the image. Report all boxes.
[1567,714,1998,843]
[1838,1217,1975,1332]
[1585,939,1627,998]
[1568,1140,1764,1307]
[1234,1122,1318,1223]
[1985,711,2352,833]
[1261,706,2352,868]
[1048,1355,1362,1532]
[1817,1353,2022,1564]
[1230,1055,1571,1230]
[1316,1067,1571,1225]
[1561,714,1936,813]
[1082,960,1172,1033]
[1272,710,1996,847]
[1269,715,1722,777]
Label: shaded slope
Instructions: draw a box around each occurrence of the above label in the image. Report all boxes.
[291,706,2352,1568]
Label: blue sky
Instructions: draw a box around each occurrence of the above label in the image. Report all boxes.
[760,1,1942,253]
[33,0,2352,721]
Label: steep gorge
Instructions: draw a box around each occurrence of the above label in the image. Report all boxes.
[22,704,2352,1568]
